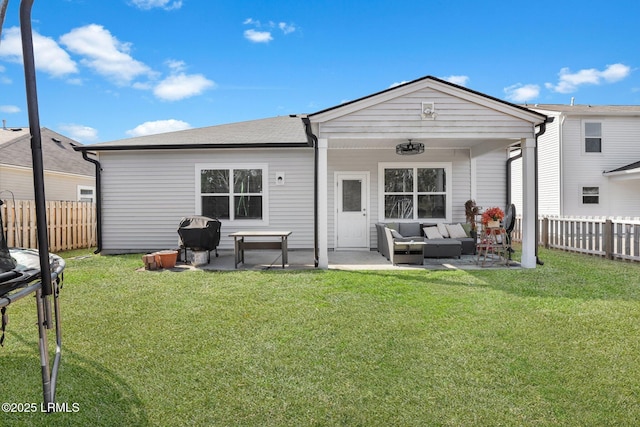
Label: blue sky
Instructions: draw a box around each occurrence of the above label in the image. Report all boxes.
[0,0,638,143]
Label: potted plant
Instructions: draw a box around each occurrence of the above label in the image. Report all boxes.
[481,206,505,228]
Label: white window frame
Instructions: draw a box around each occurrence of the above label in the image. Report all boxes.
[77,185,95,203]
[195,163,269,226]
[581,186,600,205]
[583,121,603,154]
[378,162,452,222]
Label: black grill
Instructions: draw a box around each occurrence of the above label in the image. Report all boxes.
[177,216,221,263]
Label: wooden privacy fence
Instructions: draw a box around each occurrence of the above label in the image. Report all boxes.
[512,216,640,262]
[1,200,96,252]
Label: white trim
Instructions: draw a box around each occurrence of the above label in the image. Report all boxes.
[377,162,452,223]
[334,171,370,250]
[581,120,603,155]
[77,185,95,202]
[195,163,269,226]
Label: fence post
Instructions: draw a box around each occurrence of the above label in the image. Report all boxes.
[542,217,549,248]
[604,219,614,260]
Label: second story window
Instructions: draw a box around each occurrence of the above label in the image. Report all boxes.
[584,122,602,153]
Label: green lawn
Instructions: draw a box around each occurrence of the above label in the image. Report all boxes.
[2,248,640,426]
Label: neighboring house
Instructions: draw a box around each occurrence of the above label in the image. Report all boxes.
[510,104,640,218]
[0,126,96,202]
[74,75,547,268]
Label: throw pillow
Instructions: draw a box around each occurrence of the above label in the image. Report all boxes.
[423,226,444,240]
[437,223,450,238]
[390,229,403,239]
[446,223,468,239]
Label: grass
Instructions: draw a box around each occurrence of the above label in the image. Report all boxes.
[2,247,640,426]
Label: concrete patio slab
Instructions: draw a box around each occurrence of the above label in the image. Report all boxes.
[165,249,520,272]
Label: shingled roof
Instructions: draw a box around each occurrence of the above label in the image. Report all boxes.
[74,116,311,151]
[0,127,95,177]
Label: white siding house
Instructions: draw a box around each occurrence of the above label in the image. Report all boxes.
[510,104,640,218]
[76,76,547,267]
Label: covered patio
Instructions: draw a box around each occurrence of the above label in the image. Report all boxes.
[158,249,520,272]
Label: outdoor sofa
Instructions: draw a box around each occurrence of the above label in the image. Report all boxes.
[375,222,476,264]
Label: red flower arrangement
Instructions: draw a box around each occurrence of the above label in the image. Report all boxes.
[481,207,504,226]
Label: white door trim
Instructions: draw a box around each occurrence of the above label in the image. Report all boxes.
[334,171,370,250]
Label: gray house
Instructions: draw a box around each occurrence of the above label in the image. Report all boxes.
[0,126,95,201]
[75,76,547,268]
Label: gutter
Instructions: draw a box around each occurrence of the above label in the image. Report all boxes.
[73,142,310,152]
[81,151,102,254]
[302,117,319,267]
[506,146,522,207]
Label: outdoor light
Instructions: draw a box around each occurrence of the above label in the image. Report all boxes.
[421,101,436,119]
[396,139,424,155]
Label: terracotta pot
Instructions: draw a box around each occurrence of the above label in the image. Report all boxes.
[155,250,178,269]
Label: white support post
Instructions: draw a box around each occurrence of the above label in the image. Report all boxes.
[317,138,329,269]
[521,137,537,268]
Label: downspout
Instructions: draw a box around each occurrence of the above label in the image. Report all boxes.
[506,146,522,207]
[534,121,548,265]
[81,151,102,254]
[302,117,319,267]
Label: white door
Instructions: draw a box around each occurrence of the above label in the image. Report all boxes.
[336,172,369,249]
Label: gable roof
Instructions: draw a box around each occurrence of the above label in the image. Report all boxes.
[0,127,95,177]
[529,104,640,116]
[75,116,311,152]
[310,75,547,123]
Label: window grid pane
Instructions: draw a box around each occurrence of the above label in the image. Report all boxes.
[384,166,447,220]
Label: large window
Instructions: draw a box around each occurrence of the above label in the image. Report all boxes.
[584,122,602,153]
[379,163,450,220]
[196,164,268,223]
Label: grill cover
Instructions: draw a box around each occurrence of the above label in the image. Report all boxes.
[177,216,221,251]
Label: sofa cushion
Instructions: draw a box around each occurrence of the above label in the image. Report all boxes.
[446,223,468,239]
[423,226,444,240]
[390,229,403,239]
[437,223,450,238]
[399,222,421,237]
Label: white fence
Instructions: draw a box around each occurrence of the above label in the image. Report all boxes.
[512,216,640,262]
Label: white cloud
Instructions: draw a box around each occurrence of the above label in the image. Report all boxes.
[545,63,631,94]
[243,18,295,42]
[60,24,153,85]
[0,105,20,113]
[59,124,99,143]
[129,0,182,10]
[244,29,273,43]
[0,27,78,77]
[504,83,540,103]
[442,75,469,86]
[153,72,215,101]
[388,81,409,88]
[126,119,191,137]
[278,22,296,34]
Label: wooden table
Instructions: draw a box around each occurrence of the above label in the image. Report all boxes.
[229,231,292,269]
[476,227,510,267]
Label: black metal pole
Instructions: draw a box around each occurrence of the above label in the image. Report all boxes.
[20,0,53,296]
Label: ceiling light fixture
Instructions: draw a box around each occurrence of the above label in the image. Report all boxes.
[396,139,424,155]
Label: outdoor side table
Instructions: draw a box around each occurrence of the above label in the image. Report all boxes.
[229,231,292,269]
[392,241,426,265]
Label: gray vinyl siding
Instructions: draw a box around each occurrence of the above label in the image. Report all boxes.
[537,116,561,216]
[318,87,534,140]
[98,148,314,253]
[328,148,471,249]
[474,150,508,211]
